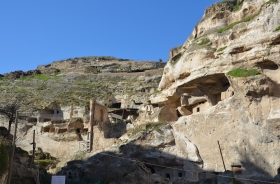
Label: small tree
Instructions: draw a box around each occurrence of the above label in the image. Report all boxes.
[0,94,23,135]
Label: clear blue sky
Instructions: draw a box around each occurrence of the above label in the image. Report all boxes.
[0,0,219,74]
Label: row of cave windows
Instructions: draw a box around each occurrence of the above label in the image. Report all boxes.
[66,171,183,180]
[148,166,184,179]
[66,167,280,180]
[41,127,87,134]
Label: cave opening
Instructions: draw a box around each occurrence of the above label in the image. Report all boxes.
[111,103,121,108]
[258,60,279,70]
[76,128,81,134]
[178,172,183,177]
[165,173,170,179]
[68,172,72,179]
[177,109,182,117]
[130,69,145,72]
[145,165,155,174]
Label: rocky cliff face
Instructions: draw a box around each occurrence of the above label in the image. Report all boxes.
[151,0,280,180]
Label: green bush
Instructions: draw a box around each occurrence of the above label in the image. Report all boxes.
[198,39,210,45]
[0,145,9,177]
[216,46,227,52]
[274,26,280,32]
[232,3,243,12]
[227,68,260,77]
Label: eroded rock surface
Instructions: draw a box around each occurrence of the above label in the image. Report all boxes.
[151,0,280,180]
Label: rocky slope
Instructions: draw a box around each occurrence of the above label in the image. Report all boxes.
[0,56,164,109]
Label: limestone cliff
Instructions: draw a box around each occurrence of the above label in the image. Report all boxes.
[2,0,280,183]
[151,0,280,180]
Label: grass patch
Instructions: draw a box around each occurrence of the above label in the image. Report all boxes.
[194,34,205,41]
[266,0,278,5]
[198,39,210,45]
[154,89,161,94]
[18,74,50,81]
[216,46,227,52]
[227,68,260,77]
[274,26,280,32]
[217,11,260,33]
[18,72,61,81]
[0,145,9,177]
[75,81,100,88]
[232,3,243,12]
[0,81,10,86]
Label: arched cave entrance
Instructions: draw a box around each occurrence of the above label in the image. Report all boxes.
[165,173,170,179]
[145,165,155,174]
[76,128,81,134]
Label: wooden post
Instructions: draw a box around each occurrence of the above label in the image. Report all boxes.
[217,140,226,171]
[122,108,125,119]
[31,130,36,164]
[7,111,18,184]
[89,100,96,152]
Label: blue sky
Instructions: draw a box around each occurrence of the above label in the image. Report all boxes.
[0,0,219,74]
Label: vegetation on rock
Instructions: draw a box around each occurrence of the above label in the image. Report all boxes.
[198,39,210,45]
[227,68,260,77]
[18,73,60,81]
[266,0,278,5]
[274,26,280,32]
[217,11,260,33]
[216,46,227,52]
[154,89,161,94]
[232,2,243,12]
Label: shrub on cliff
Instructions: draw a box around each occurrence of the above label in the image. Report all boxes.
[227,68,260,77]
[274,26,280,32]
